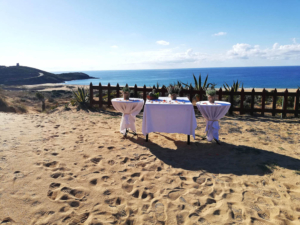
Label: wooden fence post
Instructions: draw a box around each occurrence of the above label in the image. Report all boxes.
[218,88,222,101]
[282,89,288,118]
[199,88,203,101]
[161,85,166,97]
[229,88,234,115]
[261,88,266,116]
[179,87,183,97]
[143,85,147,101]
[240,88,244,115]
[99,83,103,108]
[90,82,93,107]
[272,89,277,116]
[189,85,194,101]
[134,84,138,97]
[116,83,120,98]
[295,89,300,117]
[107,83,111,106]
[143,85,147,103]
[250,88,255,116]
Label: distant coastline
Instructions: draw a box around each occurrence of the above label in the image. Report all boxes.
[0,65,96,86]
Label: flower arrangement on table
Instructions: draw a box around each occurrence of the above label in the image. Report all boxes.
[206,88,217,103]
[147,89,160,100]
[167,85,182,100]
[122,86,130,100]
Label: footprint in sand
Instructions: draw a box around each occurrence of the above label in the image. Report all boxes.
[154,202,166,222]
[104,197,123,207]
[62,212,89,224]
[50,172,64,179]
[136,189,154,200]
[43,161,58,168]
[90,157,102,164]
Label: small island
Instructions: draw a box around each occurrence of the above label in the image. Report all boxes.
[0,64,95,85]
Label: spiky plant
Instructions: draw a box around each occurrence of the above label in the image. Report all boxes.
[72,87,89,107]
[167,85,182,95]
[36,92,45,111]
[122,86,130,93]
[206,88,216,96]
[192,74,213,90]
[223,80,243,92]
[148,89,159,98]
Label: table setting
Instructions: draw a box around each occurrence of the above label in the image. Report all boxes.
[142,88,197,144]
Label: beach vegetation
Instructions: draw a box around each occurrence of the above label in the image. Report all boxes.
[70,98,76,106]
[148,89,160,99]
[223,80,243,92]
[36,92,45,111]
[180,74,214,91]
[295,171,300,175]
[64,103,71,111]
[122,85,130,93]
[14,104,27,113]
[71,87,89,108]
[167,85,182,95]
[206,88,216,96]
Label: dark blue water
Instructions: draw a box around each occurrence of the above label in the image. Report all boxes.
[56,66,300,88]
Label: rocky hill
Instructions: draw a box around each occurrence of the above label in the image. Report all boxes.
[0,66,95,85]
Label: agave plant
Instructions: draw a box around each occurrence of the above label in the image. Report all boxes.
[183,74,213,90]
[167,85,182,95]
[72,87,89,107]
[223,80,243,92]
[206,88,216,96]
[122,86,130,93]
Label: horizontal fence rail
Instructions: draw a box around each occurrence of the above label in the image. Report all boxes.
[89,82,300,117]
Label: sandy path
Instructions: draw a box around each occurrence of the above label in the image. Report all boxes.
[0,110,300,224]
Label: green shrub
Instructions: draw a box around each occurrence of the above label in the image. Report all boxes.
[14,104,27,113]
[71,87,89,107]
[0,97,8,108]
[167,85,182,95]
[64,103,71,110]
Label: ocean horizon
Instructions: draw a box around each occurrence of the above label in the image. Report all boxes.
[54,66,300,89]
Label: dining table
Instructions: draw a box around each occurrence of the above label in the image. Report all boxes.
[196,101,231,144]
[142,97,197,144]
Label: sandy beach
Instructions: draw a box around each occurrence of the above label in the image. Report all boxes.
[10,83,298,93]
[0,100,300,224]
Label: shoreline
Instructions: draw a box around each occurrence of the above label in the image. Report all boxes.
[4,83,299,92]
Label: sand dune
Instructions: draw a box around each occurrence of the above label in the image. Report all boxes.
[0,108,300,224]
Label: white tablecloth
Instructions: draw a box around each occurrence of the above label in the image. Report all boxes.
[196,101,231,141]
[111,98,144,135]
[142,97,197,139]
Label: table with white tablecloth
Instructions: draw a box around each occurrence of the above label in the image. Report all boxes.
[142,97,197,144]
[111,98,144,135]
[196,101,231,142]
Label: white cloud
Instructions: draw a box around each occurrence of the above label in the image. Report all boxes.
[124,40,300,67]
[227,42,300,60]
[213,32,227,36]
[156,40,170,45]
[111,45,118,48]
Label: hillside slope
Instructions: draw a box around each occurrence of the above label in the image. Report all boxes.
[0,66,95,85]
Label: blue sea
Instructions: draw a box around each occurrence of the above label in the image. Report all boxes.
[56,66,300,89]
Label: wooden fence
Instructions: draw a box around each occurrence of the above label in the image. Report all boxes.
[89,82,300,117]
